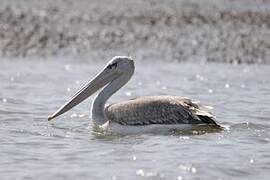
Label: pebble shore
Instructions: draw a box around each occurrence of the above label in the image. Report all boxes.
[0,0,269,63]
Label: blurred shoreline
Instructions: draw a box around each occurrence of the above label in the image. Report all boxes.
[0,0,269,64]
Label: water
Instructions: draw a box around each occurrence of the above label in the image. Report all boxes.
[0,58,270,180]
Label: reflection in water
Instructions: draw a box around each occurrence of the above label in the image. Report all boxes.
[172,124,224,135]
[0,59,270,180]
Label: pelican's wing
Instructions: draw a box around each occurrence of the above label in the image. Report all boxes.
[105,96,217,125]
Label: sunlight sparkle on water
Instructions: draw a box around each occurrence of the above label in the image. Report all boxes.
[161,86,167,90]
[78,114,86,118]
[136,169,160,178]
[177,176,183,180]
[125,92,132,96]
[136,169,144,176]
[196,74,204,81]
[179,136,190,140]
[64,64,70,71]
[70,113,77,118]
[178,164,197,173]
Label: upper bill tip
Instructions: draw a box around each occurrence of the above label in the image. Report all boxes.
[47,116,53,121]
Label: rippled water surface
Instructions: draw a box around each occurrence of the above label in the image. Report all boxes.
[0,58,270,180]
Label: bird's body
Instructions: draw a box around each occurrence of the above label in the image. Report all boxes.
[48,56,219,134]
[105,96,216,126]
[100,95,218,134]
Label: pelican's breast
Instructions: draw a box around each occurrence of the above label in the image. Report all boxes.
[105,96,217,125]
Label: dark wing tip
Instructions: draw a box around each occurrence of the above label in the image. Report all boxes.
[197,115,218,125]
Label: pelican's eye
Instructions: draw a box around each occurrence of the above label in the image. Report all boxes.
[107,63,117,69]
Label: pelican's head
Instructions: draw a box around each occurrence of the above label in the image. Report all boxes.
[105,56,134,75]
[48,56,134,121]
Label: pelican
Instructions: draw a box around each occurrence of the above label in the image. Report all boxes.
[48,56,219,134]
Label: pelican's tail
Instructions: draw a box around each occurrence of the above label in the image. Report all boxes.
[198,115,219,126]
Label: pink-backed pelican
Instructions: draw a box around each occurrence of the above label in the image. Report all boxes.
[48,56,219,134]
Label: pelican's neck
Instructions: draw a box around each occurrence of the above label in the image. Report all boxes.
[91,71,132,125]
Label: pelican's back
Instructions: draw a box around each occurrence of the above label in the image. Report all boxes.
[105,96,217,126]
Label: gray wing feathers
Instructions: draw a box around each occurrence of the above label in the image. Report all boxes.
[105,96,217,125]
